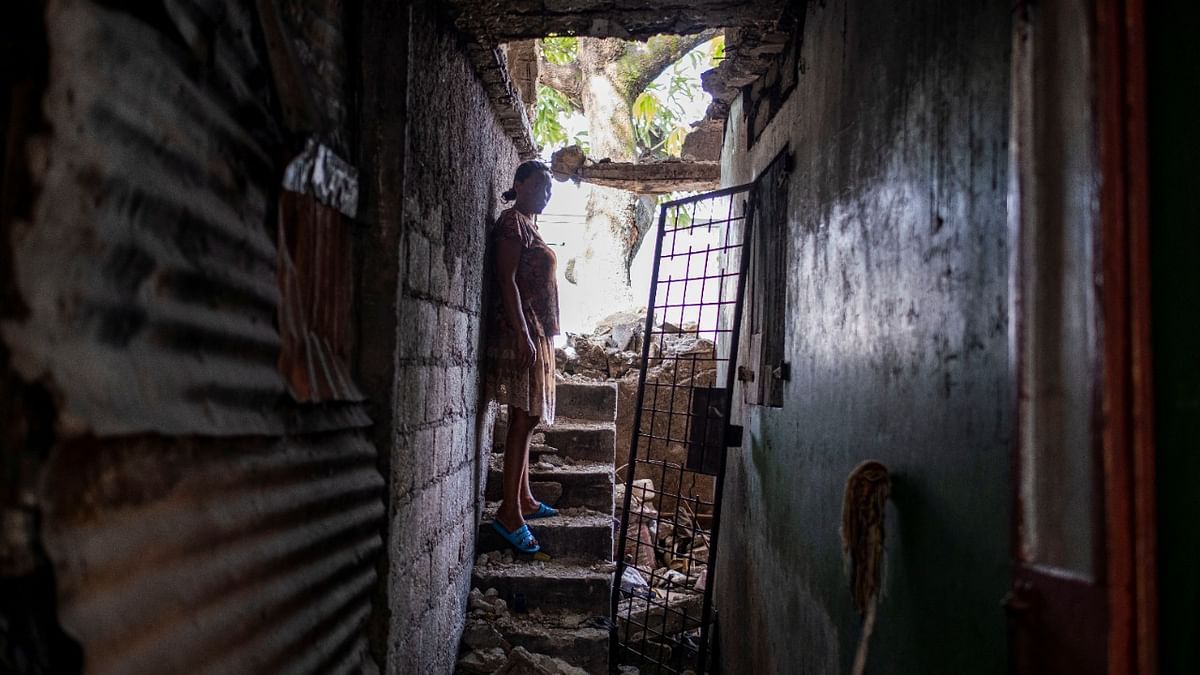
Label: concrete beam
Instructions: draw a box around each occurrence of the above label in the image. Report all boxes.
[448,0,785,41]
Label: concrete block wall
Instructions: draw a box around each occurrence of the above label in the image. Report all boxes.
[359,2,522,671]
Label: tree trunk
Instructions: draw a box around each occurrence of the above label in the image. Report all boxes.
[545,33,718,329]
[570,38,640,320]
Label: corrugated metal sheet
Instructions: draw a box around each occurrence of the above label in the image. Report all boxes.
[2,3,385,673]
[39,430,384,675]
[276,192,365,403]
[2,0,295,436]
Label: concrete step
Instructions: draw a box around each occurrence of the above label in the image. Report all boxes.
[484,457,615,513]
[489,612,609,675]
[555,381,618,422]
[491,441,559,460]
[538,419,616,465]
[478,503,613,561]
[472,557,613,617]
[494,419,616,465]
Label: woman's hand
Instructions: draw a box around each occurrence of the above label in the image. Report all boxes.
[516,332,537,369]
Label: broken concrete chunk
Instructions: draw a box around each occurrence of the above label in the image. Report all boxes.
[456,646,509,674]
[462,620,509,652]
[496,646,590,675]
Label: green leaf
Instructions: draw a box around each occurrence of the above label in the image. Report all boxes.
[533,84,573,149]
[665,125,689,157]
[633,92,660,126]
[540,36,578,65]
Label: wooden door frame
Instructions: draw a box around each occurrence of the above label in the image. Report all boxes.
[1008,0,1156,672]
[1095,0,1156,671]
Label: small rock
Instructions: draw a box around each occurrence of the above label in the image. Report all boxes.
[469,588,488,612]
[457,646,508,674]
[462,621,509,652]
[496,646,589,675]
[485,588,499,598]
[476,554,489,567]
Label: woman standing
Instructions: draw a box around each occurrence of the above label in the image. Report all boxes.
[486,160,559,554]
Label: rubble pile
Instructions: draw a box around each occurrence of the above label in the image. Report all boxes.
[616,479,710,598]
[456,586,592,675]
[557,311,719,516]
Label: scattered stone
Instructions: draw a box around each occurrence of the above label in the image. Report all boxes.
[469,587,509,616]
[485,588,499,598]
[457,646,509,674]
[462,620,509,652]
[496,646,589,675]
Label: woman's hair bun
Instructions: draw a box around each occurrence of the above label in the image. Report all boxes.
[501,188,517,201]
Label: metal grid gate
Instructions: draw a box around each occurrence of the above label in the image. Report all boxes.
[611,184,755,674]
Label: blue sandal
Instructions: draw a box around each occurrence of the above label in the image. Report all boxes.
[525,502,559,519]
[491,519,540,554]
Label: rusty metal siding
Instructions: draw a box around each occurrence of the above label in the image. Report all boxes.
[1,2,386,673]
[3,0,292,437]
[39,430,384,675]
[276,192,364,403]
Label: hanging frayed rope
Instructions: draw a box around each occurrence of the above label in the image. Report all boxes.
[840,460,891,675]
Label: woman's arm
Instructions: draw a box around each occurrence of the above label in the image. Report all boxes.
[495,237,537,368]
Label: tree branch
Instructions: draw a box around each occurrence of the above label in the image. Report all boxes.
[536,60,584,110]
[618,29,722,100]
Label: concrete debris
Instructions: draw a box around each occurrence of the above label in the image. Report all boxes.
[458,647,510,674]
[463,620,510,652]
[550,145,586,182]
[457,589,603,674]
[470,587,510,616]
[477,549,517,568]
[540,454,567,467]
[495,647,590,675]
[620,565,652,599]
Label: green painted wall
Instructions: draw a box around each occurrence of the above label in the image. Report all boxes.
[715,1,1013,673]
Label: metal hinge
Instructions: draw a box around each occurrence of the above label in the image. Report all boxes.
[772,362,791,381]
[737,366,755,382]
[725,424,744,447]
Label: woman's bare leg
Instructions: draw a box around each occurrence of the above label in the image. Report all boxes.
[497,405,538,532]
[519,421,540,513]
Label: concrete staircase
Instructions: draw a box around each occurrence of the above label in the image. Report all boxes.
[471,381,618,675]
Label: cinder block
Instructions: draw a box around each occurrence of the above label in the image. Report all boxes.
[406,230,430,296]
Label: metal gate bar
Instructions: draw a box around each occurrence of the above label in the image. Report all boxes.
[612,184,755,674]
